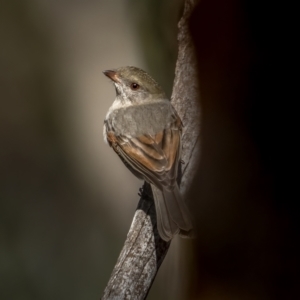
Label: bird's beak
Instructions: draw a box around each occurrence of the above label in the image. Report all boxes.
[103,70,119,83]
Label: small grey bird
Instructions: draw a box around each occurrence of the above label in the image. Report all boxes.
[103,66,193,241]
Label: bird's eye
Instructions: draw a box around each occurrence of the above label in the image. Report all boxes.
[130,83,140,90]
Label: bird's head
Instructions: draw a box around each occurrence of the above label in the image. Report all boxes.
[103,66,166,104]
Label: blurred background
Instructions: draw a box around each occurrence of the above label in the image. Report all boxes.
[188,1,298,298]
[0,0,183,299]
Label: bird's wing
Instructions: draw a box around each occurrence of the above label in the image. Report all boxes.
[105,112,182,190]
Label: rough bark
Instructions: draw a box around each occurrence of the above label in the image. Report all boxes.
[102,0,200,299]
[172,0,201,196]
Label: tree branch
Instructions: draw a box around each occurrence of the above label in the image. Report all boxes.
[102,0,200,298]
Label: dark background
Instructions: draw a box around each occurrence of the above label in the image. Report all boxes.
[1,0,298,299]
[189,0,298,298]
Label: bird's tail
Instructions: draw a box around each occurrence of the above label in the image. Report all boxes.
[151,184,194,241]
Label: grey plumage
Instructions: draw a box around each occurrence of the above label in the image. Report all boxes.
[103,66,193,241]
[107,101,177,137]
[151,184,193,241]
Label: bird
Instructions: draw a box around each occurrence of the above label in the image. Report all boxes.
[103,66,193,241]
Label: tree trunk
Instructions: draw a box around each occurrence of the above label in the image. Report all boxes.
[101,0,200,299]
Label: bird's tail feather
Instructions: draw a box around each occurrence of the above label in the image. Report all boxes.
[151,184,193,241]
